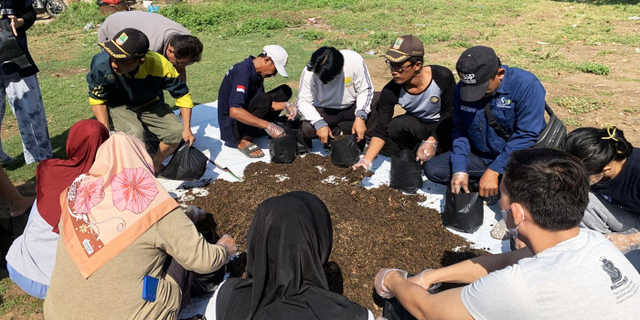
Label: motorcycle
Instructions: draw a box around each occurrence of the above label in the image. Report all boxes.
[33,0,67,18]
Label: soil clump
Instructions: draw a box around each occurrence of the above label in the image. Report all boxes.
[185,153,485,311]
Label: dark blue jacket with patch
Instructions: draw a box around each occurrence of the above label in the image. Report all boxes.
[450,65,546,174]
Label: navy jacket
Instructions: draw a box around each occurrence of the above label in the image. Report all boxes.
[450,65,546,174]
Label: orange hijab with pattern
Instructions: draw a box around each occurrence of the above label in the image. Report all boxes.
[59,132,179,279]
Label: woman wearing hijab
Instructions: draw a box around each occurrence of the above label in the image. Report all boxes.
[6,120,110,299]
[43,132,236,320]
[212,191,375,320]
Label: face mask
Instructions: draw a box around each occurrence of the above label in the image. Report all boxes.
[501,207,524,239]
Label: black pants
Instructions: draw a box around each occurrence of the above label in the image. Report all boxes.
[301,92,380,140]
[232,84,292,141]
[386,114,453,151]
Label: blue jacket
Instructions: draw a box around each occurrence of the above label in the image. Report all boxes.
[450,65,546,174]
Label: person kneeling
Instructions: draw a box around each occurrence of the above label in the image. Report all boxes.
[375,148,640,320]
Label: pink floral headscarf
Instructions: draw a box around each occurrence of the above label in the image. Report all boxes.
[59,132,179,279]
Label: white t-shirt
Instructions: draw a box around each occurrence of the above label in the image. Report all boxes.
[297,50,374,129]
[461,229,640,320]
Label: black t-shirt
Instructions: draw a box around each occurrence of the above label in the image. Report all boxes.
[370,65,454,141]
[591,148,640,214]
[0,0,38,76]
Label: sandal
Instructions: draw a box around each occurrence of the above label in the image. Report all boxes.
[238,142,264,158]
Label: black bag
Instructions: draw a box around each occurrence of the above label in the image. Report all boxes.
[277,120,312,155]
[532,104,567,149]
[0,20,32,75]
[330,135,360,167]
[389,149,423,194]
[269,132,297,164]
[483,102,567,149]
[161,140,208,180]
[442,185,483,233]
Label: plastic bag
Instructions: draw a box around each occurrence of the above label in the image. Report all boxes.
[0,20,32,75]
[269,133,297,164]
[331,135,360,167]
[442,185,483,233]
[389,149,422,193]
[277,120,311,155]
[161,140,208,180]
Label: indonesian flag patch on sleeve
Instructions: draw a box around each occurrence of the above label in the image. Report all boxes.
[236,85,246,93]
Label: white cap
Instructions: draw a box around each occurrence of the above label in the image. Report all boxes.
[262,45,288,78]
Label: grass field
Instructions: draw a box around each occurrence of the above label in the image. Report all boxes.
[1,0,640,317]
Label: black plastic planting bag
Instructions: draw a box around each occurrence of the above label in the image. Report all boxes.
[161,140,208,180]
[269,133,297,164]
[277,120,311,155]
[390,149,422,193]
[0,20,32,75]
[330,135,360,167]
[442,185,483,233]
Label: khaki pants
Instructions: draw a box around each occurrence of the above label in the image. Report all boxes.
[109,100,183,144]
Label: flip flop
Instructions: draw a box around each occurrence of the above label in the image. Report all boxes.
[238,142,264,158]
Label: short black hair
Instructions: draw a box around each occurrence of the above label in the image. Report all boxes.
[564,127,633,175]
[503,148,589,231]
[407,56,423,66]
[169,35,203,63]
[306,47,344,84]
[493,57,502,77]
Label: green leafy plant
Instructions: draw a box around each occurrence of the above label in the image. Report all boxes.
[576,62,610,75]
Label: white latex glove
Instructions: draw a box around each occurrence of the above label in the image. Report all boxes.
[266,122,285,138]
[284,102,297,120]
[451,172,470,194]
[374,268,408,299]
[416,140,438,161]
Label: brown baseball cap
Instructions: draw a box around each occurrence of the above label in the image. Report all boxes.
[99,28,149,60]
[385,35,424,63]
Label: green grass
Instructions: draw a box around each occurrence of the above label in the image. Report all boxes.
[554,96,608,114]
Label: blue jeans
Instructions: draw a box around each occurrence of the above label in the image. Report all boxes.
[7,263,49,299]
[423,151,491,188]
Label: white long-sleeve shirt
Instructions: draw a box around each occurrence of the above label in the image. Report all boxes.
[297,50,374,130]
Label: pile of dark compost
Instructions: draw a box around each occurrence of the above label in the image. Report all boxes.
[185,153,486,311]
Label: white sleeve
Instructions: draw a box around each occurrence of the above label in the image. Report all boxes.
[367,309,375,320]
[204,280,227,320]
[461,265,539,320]
[352,55,374,118]
[297,68,325,128]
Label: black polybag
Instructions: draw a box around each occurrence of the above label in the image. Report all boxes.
[275,120,312,155]
[442,185,483,233]
[269,132,297,164]
[389,149,423,193]
[0,20,32,75]
[330,135,360,167]
[161,140,208,180]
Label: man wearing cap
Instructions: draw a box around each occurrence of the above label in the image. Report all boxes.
[98,11,203,82]
[217,45,293,158]
[297,46,374,145]
[424,46,545,202]
[87,28,196,173]
[353,35,455,171]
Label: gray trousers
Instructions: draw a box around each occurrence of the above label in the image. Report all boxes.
[0,75,52,164]
[580,192,640,234]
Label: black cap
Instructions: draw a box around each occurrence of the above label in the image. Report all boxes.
[385,35,424,63]
[455,46,500,102]
[99,28,149,60]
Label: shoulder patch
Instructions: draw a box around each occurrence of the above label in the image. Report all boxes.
[430,96,440,104]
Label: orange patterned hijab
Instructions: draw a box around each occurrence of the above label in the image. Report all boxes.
[59,133,179,279]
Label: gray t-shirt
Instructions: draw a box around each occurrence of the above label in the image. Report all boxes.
[97,11,190,57]
[461,229,640,320]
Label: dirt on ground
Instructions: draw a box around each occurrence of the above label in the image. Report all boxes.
[185,153,485,312]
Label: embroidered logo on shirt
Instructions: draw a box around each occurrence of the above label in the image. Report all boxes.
[496,97,512,108]
[430,96,440,104]
[461,105,476,113]
[236,85,246,93]
[392,38,404,49]
[116,33,129,46]
[344,77,353,88]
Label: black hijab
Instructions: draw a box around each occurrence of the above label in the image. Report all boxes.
[216,191,370,320]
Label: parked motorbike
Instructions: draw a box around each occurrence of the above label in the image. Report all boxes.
[33,0,67,18]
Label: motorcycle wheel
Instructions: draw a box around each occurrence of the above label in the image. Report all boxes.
[45,0,66,18]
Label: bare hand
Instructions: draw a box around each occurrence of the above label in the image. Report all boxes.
[352,117,367,142]
[451,172,469,194]
[316,126,334,145]
[7,16,21,36]
[182,128,196,146]
[479,169,499,197]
